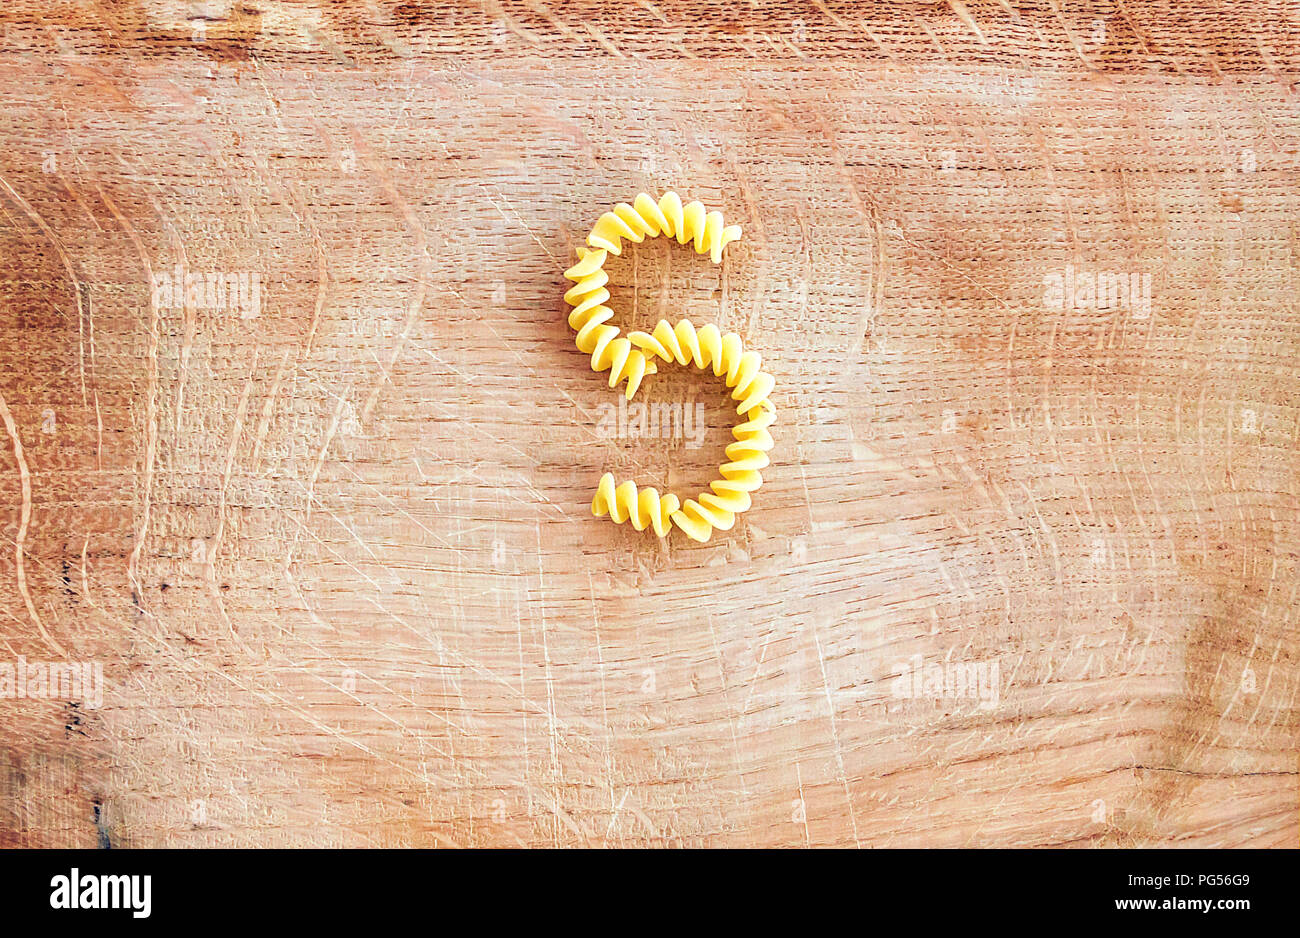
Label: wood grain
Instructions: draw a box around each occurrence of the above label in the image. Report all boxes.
[0,0,1296,847]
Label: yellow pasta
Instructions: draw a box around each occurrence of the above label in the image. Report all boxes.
[623,318,776,542]
[670,402,775,541]
[591,473,681,537]
[563,248,657,400]
[587,191,743,263]
[561,192,743,400]
[628,319,777,416]
[590,324,777,543]
[565,192,773,543]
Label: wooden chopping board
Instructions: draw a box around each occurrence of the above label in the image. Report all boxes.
[0,0,1296,847]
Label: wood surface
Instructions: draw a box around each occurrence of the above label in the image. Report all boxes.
[0,0,1297,847]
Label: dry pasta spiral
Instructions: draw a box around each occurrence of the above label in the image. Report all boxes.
[628,319,777,417]
[563,247,657,400]
[626,319,776,542]
[672,403,775,542]
[587,191,743,263]
[563,191,774,543]
[561,192,742,399]
[591,474,681,537]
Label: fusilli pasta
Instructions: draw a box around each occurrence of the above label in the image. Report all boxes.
[564,192,774,543]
